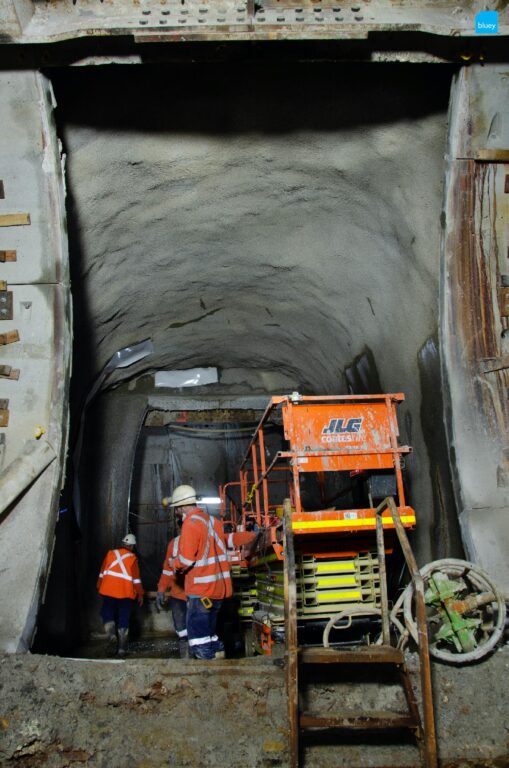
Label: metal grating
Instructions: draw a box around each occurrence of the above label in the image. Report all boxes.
[23,0,485,34]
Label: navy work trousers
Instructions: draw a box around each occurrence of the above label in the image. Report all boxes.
[186,597,224,660]
[100,596,134,630]
[170,597,188,638]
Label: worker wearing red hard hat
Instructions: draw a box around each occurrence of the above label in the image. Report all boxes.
[97,533,144,656]
[166,484,256,660]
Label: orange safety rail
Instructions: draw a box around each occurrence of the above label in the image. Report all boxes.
[219,481,242,526]
[238,394,414,534]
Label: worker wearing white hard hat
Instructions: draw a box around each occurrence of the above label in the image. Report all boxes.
[167,484,256,660]
[161,484,197,509]
[97,533,144,656]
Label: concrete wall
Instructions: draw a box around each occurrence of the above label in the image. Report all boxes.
[0,71,71,651]
[441,64,509,591]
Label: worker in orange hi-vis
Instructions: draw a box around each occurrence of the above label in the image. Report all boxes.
[166,484,257,660]
[156,535,189,658]
[97,533,144,657]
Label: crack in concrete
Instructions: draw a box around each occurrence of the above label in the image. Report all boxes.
[168,307,223,329]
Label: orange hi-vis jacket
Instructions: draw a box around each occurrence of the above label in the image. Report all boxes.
[97,548,144,600]
[174,507,256,600]
[157,536,186,601]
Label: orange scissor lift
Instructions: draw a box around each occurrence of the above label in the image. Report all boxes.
[222,393,416,653]
[221,393,437,768]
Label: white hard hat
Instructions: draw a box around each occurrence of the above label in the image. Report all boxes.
[168,484,197,508]
[122,533,137,546]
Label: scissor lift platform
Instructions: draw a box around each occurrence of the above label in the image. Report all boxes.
[224,394,437,766]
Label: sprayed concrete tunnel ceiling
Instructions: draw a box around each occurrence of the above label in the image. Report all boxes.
[55,63,449,397]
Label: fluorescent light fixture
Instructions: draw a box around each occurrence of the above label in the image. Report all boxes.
[155,367,218,388]
[199,497,221,505]
[110,339,154,369]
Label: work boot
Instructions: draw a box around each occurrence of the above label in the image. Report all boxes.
[178,638,190,659]
[118,628,129,657]
[211,637,225,659]
[104,622,117,654]
[190,644,216,660]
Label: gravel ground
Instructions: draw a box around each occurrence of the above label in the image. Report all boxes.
[1,645,509,768]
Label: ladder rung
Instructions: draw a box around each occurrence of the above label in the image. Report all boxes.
[300,711,419,731]
[299,645,404,665]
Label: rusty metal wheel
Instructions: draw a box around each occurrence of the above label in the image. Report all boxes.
[403,559,506,664]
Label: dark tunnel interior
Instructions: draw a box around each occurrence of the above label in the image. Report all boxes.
[33,59,465,654]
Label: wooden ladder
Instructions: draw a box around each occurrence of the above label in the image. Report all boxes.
[283,497,438,768]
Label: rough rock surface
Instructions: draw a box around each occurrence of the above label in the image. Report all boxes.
[54,63,448,398]
[1,647,509,767]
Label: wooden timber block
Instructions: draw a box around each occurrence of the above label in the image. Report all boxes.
[0,213,30,227]
[0,399,9,428]
[500,287,509,317]
[0,366,19,380]
[0,251,17,263]
[0,330,19,345]
[476,149,509,162]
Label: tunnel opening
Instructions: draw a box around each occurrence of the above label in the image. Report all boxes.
[125,407,283,653]
[32,58,466,658]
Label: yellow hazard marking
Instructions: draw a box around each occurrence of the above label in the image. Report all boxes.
[315,576,357,588]
[292,515,415,530]
[314,561,356,573]
[315,590,362,602]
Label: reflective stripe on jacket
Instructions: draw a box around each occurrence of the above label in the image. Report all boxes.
[174,508,256,599]
[157,536,186,601]
[97,548,144,600]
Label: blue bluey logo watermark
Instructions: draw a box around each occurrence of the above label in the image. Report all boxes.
[475,10,498,34]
